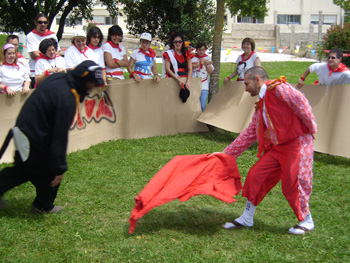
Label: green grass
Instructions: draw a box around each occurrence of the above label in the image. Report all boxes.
[0,131,349,262]
[1,62,348,262]
[154,61,319,88]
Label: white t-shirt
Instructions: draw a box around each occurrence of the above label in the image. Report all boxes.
[64,45,97,69]
[35,56,65,75]
[309,62,350,85]
[90,47,106,69]
[0,63,31,92]
[17,55,30,75]
[236,52,259,81]
[26,30,60,77]
[102,41,126,79]
[130,48,156,79]
[192,55,214,90]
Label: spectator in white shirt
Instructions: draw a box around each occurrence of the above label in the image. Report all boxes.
[0,44,31,96]
[6,34,30,75]
[35,38,65,85]
[26,13,60,88]
[64,30,96,71]
[103,25,128,79]
[86,26,107,85]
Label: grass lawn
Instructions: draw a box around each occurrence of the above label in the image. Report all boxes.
[1,62,348,262]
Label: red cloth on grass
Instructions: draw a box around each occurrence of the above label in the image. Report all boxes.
[129,153,242,234]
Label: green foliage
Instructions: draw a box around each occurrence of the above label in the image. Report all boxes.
[319,24,350,66]
[225,0,269,20]
[333,0,350,10]
[0,34,7,48]
[120,0,216,46]
[0,0,119,41]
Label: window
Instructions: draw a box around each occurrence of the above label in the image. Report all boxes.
[56,16,82,26]
[277,15,301,25]
[310,15,337,25]
[92,16,105,25]
[105,16,117,25]
[237,16,264,23]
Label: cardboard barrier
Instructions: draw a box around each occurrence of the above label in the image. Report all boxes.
[0,78,208,163]
[198,82,350,158]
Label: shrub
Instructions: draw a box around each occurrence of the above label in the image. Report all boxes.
[319,23,350,66]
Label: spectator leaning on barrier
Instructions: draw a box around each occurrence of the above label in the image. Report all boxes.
[128,32,160,83]
[86,26,107,85]
[35,38,66,85]
[26,13,60,88]
[224,37,261,83]
[162,32,194,103]
[0,43,31,96]
[103,25,128,80]
[0,60,104,214]
[297,49,350,89]
[192,41,214,111]
[64,30,97,71]
[6,35,30,75]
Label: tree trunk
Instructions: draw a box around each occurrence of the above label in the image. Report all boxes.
[208,0,225,103]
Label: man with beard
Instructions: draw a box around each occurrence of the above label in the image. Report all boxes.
[217,66,317,235]
[0,60,104,214]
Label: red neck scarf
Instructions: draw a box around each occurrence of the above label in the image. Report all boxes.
[327,62,349,76]
[17,52,24,59]
[3,62,19,70]
[88,43,99,50]
[138,48,156,58]
[74,44,89,58]
[195,54,208,59]
[107,41,121,52]
[241,51,255,62]
[36,53,58,61]
[31,29,55,37]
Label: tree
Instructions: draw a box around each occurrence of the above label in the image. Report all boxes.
[0,0,119,41]
[120,0,216,46]
[333,0,350,10]
[209,0,268,102]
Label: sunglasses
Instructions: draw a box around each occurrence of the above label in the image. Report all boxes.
[173,40,183,44]
[328,56,338,60]
[38,21,48,25]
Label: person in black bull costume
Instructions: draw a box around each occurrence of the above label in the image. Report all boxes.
[0,60,104,214]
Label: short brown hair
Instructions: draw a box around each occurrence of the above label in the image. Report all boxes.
[241,37,255,51]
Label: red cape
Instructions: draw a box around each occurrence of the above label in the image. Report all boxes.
[129,153,242,234]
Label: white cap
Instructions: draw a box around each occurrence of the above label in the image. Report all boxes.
[140,32,152,42]
[73,30,86,38]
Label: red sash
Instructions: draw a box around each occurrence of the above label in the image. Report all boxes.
[31,29,55,37]
[74,44,89,58]
[107,41,121,52]
[138,48,156,58]
[327,62,349,76]
[3,62,19,70]
[107,71,123,77]
[87,44,99,50]
[36,53,58,61]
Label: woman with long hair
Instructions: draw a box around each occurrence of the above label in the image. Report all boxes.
[86,26,106,84]
[162,32,193,89]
